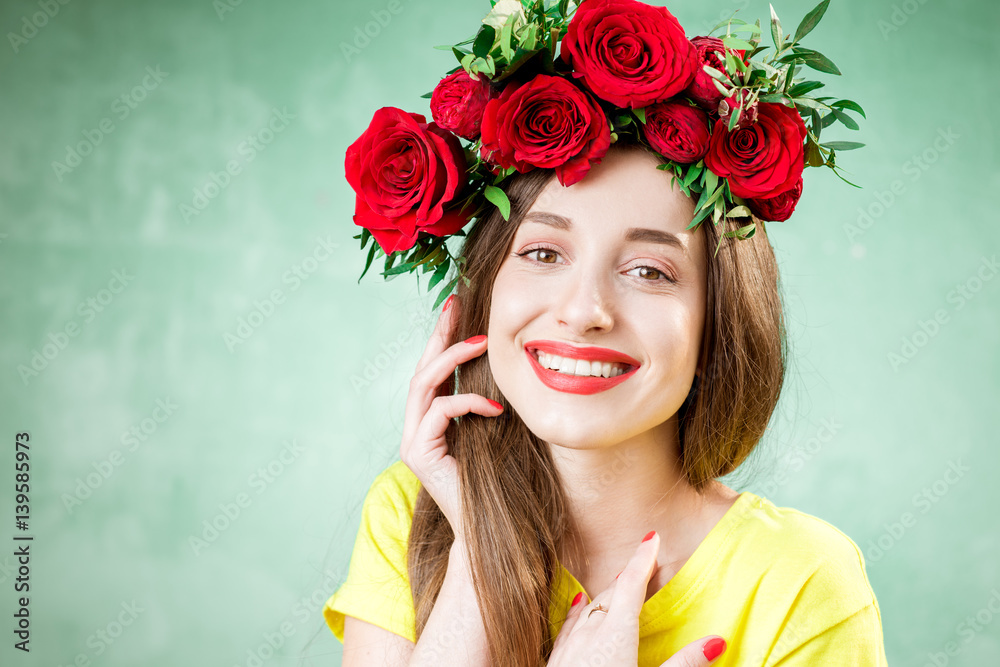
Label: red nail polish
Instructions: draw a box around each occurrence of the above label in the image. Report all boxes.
[615,570,622,580]
[443,295,454,312]
[487,399,503,410]
[641,530,656,543]
[703,637,726,661]
[571,592,584,606]
[463,335,487,344]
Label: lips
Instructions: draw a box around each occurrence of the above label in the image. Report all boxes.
[523,339,640,395]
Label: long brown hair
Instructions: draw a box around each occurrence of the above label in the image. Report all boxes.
[407,142,788,666]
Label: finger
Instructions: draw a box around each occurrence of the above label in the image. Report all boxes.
[407,393,503,467]
[401,334,488,453]
[608,531,661,621]
[551,592,587,651]
[414,294,459,375]
[658,635,727,667]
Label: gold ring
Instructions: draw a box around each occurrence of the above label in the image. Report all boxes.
[588,603,609,618]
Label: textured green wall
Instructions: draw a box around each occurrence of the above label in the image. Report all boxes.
[0,0,997,665]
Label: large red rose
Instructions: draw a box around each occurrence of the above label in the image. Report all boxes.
[704,102,807,199]
[479,75,611,187]
[345,107,468,254]
[685,36,746,111]
[642,100,711,163]
[746,174,804,222]
[561,0,698,109]
[430,70,495,141]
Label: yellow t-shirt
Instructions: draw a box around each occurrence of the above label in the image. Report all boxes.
[323,460,888,666]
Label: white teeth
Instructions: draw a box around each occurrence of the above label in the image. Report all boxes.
[535,351,629,378]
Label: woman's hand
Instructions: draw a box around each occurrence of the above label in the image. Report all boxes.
[548,532,728,667]
[398,294,503,542]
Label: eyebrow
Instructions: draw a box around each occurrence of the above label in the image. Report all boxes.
[521,211,687,255]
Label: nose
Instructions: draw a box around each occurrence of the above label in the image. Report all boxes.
[551,260,615,335]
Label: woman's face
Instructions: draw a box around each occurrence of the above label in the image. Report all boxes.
[487,147,708,450]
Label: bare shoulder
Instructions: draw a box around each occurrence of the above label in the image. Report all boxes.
[342,615,415,667]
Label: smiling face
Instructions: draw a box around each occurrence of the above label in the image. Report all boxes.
[487,145,708,450]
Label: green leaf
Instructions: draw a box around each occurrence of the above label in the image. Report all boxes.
[804,138,825,166]
[357,242,378,283]
[726,205,753,218]
[432,275,461,310]
[634,106,646,125]
[384,260,421,277]
[473,25,496,58]
[452,46,469,65]
[793,96,832,110]
[428,260,450,290]
[788,80,825,96]
[727,103,742,131]
[821,141,865,151]
[484,185,511,220]
[793,0,830,44]
[832,108,860,130]
[793,49,842,75]
[500,12,517,62]
[830,99,867,119]
[722,36,755,51]
[419,91,433,99]
[769,4,784,51]
[520,23,539,51]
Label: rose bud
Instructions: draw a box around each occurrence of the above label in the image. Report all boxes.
[685,36,746,111]
[718,88,758,129]
[430,70,495,141]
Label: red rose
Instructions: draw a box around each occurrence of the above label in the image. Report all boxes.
[561,0,698,109]
[480,75,611,187]
[643,100,711,163]
[345,107,468,254]
[430,70,494,141]
[686,36,746,111]
[704,101,807,199]
[746,174,803,222]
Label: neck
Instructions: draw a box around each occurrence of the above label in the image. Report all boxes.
[549,416,714,583]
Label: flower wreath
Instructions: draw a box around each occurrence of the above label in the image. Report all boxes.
[345,0,865,309]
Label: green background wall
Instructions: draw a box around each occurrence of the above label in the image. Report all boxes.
[0,0,997,665]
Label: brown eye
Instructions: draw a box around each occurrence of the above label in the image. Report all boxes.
[535,249,557,263]
[637,267,661,280]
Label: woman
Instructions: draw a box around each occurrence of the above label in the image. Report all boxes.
[322,142,888,666]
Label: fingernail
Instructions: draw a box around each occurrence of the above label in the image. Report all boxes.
[571,592,584,606]
[463,335,487,344]
[641,530,656,543]
[703,637,726,662]
[487,399,503,410]
[443,295,455,312]
[615,570,622,580]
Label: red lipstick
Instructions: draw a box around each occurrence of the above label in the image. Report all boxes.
[523,340,640,395]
